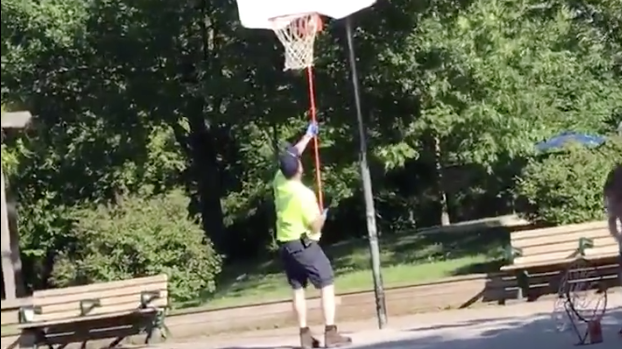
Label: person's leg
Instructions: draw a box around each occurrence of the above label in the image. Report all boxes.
[293,287,322,348]
[280,242,320,348]
[293,287,308,327]
[320,284,336,325]
[304,243,351,347]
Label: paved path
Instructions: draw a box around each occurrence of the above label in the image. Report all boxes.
[160,293,621,349]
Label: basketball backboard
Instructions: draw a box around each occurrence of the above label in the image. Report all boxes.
[235,0,376,29]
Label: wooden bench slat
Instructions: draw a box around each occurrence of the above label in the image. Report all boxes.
[1,297,32,326]
[31,297,168,323]
[520,236,617,257]
[511,245,619,267]
[510,221,607,241]
[34,274,167,298]
[512,228,610,249]
[512,250,580,266]
[584,245,619,257]
[33,281,167,307]
[40,290,169,315]
[501,252,620,271]
[501,257,569,270]
[0,334,20,349]
[1,297,32,310]
[1,308,20,326]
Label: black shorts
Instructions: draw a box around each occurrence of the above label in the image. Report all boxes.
[279,238,334,289]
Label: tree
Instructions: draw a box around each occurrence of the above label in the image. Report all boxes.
[51,190,222,304]
[2,0,621,301]
[515,137,622,225]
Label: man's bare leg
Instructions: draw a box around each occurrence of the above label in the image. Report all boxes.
[293,288,308,328]
[320,284,336,325]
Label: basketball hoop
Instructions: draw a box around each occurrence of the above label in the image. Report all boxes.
[234,0,377,209]
[552,258,609,345]
[270,13,323,71]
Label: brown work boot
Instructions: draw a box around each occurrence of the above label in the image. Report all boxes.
[300,327,321,349]
[324,325,352,348]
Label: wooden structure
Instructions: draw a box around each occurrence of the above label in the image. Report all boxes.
[1,297,32,349]
[18,274,169,348]
[502,221,620,299]
[1,110,32,300]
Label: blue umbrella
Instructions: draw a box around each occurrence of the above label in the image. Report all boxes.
[535,132,606,151]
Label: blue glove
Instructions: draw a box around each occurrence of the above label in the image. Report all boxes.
[306,121,319,137]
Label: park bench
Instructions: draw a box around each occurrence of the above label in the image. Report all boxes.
[501,221,620,299]
[17,274,169,349]
[2,297,32,349]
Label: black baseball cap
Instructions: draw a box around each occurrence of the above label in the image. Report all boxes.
[279,145,300,179]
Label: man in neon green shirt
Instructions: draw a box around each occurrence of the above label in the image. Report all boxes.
[273,122,351,348]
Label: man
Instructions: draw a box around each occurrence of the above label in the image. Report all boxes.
[273,122,351,348]
[603,163,621,335]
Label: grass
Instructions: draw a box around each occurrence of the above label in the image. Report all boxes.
[182,220,528,310]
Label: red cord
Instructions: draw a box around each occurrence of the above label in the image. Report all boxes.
[306,65,323,210]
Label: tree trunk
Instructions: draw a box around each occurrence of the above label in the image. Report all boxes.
[187,112,226,252]
[433,135,450,226]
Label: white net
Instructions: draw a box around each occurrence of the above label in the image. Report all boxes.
[271,14,321,71]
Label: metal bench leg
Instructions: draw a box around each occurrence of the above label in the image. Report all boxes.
[516,270,529,300]
[31,328,52,349]
[156,309,169,340]
[144,309,168,344]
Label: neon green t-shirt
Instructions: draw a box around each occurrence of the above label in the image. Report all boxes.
[273,171,320,242]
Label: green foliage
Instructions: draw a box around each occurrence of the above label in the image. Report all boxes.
[515,137,622,225]
[50,190,222,304]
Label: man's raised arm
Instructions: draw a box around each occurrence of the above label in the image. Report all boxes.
[294,122,318,155]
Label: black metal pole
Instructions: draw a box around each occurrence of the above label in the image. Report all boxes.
[344,16,387,329]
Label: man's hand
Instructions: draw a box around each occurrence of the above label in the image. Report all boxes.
[305,121,319,138]
[309,208,327,235]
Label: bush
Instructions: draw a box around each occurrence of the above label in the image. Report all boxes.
[50,190,222,305]
[514,137,622,225]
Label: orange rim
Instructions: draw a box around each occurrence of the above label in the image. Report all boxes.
[270,13,323,34]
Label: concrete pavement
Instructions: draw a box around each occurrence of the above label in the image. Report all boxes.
[157,292,621,349]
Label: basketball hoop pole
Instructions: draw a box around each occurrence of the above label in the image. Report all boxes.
[345,16,387,329]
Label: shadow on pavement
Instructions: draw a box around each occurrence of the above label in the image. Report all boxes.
[217,308,621,349]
